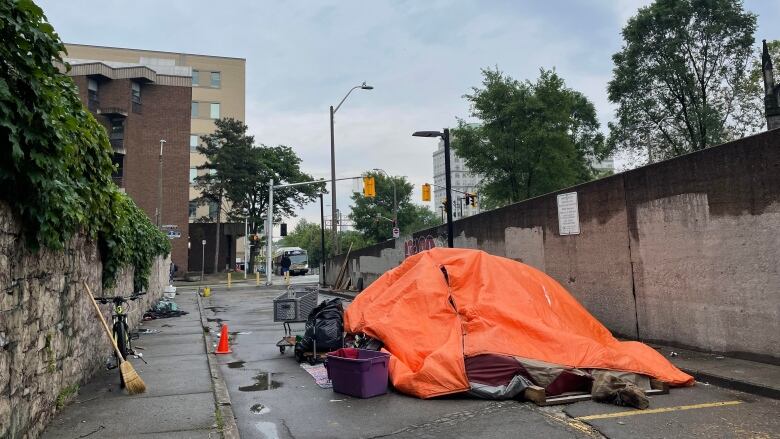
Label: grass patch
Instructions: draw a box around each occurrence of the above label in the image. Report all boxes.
[55,384,79,410]
[214,405,225,432]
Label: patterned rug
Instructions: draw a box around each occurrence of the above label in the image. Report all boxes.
[300,363,332,388]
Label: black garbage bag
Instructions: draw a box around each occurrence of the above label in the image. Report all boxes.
[295,298,344,353]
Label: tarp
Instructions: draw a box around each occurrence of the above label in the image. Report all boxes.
[344,248,694,399]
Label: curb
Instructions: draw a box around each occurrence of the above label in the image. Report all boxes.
[196,294,240,439]
[683,368,780,400]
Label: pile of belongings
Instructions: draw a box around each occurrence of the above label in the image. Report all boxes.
[295,298,344,357]
[144,298,188,320]
[344,248,693,407]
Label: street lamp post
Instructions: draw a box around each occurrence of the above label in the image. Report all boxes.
[372,168,398,235]
[413,129,454,248]
[319,193,326,287]
[330,82,373,255]
[156,139,166,227]
[201,239,206,281]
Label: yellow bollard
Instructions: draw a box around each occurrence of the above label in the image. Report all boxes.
[227,272,232,289]
[255,271,260,286]
[203,287,211,297]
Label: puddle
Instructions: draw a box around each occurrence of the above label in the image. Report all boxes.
[250,403,270,415]
[206,317,225,324]
[204,306,226,313]
[161,324,173,327]
[230,331,252,336]
[254,421,279,438]
[239,372,282,392]
[227,360,245,369]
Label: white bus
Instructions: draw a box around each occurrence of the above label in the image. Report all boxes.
[272,247,309,276]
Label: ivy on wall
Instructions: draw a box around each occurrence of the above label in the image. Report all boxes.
[0,0,169,290]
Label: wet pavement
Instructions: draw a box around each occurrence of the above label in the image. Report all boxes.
[42,291,219,438]
[204,283,780,439]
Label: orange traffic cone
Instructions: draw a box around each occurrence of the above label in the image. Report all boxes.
[215,324,232,354]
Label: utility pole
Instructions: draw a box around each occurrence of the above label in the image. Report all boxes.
[156,139,166,227]
[319,193,326,287]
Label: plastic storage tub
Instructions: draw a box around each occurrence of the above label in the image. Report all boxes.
[325,348,390,398]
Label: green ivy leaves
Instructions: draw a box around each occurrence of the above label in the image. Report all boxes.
[1,0,169,291]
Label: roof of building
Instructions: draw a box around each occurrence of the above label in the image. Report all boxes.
[64,58,192,87]
[66,43,246,61]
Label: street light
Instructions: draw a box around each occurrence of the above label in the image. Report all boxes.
[330,82,373,255]
[372,168,398,237]
[156,139,166,227]
[413,129,454,248]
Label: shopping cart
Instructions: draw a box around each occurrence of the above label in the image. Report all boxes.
[273,287,318,354]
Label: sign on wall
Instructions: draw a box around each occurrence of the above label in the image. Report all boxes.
[557,192,580,235]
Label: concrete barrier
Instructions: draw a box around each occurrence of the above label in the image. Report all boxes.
[326,129,780,363]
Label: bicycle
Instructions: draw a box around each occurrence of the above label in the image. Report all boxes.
[96,292,146,388]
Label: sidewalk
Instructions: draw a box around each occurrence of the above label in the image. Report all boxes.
[648,342,780,399]
[42,291,225,438]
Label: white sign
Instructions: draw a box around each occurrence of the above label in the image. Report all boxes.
[166,230,181,239]
[392,227,400,239]
[557,192,580,235]
[161,224,179,230]
[202,239,207,245]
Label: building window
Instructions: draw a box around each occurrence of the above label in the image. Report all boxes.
[87,79,98,110]
[210,71,221,88]
[109,118,124,149]
[191,101,199,118]
[131,82,141,104]
[192,70,199,86]
[189,167,197,184]
[111,153,124,186]
[189,201,197,219]
[131,82,141,113]
[190,135,199,151]
[210,103,220,119]
[208,201,219,220]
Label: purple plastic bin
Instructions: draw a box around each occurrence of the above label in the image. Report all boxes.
[325,348,390,398]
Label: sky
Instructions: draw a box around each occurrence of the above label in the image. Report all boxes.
[38,0,780,229]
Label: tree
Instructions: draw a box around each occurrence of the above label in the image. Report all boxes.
[195,118,321,272]
[453,68,605,208]
[608,0,759,162]
[350,171,440,243]
[746,39,780,128]
[280,221,372,268]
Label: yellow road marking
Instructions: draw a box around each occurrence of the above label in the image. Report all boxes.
[576,400,743,421]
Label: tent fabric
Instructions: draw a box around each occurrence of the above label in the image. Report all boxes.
[344,248,694,399]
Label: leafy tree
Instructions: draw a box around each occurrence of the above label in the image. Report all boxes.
[0,0,168,289]
[350,171,440,243]
[453,68,605,207]
[195,118,321,272]
[280,221,373,268]
[746,39,780,128]
[608,0,759,162]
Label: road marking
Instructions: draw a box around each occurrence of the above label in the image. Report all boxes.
[576,400,743,421]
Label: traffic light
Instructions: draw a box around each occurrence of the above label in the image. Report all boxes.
[471,193,477,207]
[422,183,431,201]
[363,176,376,198]
[280,223,287,236]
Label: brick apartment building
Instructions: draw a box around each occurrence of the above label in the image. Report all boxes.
[64,44,247,274]
[66,60,192,273]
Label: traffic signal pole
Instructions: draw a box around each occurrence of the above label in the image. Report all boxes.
[265,175,363,286]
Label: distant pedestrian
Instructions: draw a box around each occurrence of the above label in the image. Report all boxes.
[280,254,292,284]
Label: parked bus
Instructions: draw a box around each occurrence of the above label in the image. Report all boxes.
[272,247,309,276]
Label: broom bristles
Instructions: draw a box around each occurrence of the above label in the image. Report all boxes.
[120,361,146,395]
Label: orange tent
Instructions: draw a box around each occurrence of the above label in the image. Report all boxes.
[344,248,693,399]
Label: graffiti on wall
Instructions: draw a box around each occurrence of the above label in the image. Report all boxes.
[404,235,446,257]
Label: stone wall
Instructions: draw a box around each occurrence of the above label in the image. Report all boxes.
[325,129,780,362]
[0,203,168,439]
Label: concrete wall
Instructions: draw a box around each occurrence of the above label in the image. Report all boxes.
[326,129,780,362]
[0,203,168,439]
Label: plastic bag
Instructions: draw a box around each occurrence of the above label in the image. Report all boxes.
[295,298,344,353]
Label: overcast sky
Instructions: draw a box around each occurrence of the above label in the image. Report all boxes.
[38,0,780,228]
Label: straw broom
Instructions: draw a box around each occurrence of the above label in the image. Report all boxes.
[83,281,146,395]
